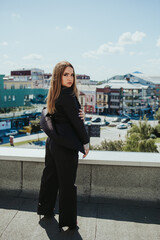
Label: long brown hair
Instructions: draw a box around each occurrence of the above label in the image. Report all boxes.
[47,61,79,114]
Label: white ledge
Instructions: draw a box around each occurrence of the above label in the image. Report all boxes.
[0,147,160,167]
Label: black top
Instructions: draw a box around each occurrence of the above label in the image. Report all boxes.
[42,86,89,154]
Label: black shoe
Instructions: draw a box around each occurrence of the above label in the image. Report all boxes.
[39,213,54,220]
[69,224,78,230]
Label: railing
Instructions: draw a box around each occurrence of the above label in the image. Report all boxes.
[0,147,160,205]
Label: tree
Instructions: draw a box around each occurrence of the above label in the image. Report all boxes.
[90,139,124,151]
[123,116,158,152]
[123,133,158,152]
[127,115,152,140]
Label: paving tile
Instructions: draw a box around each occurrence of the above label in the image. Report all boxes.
[0,196,23,237]
[95,203,160,240]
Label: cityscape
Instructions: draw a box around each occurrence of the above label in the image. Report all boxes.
[0,67,160,150]
[1,1,160,238]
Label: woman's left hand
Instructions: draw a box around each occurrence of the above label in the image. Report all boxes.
[79,109,85,121]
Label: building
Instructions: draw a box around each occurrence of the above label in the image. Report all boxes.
[76,74,98,85]
[76,74,90,85]
[96,86,110,114]
[10,68,44,88]
[44,73,52,89]
[99,79,156,116]
[3,77,33,90]
[108,72,160,107]
[0,74,48,109]
[77,85,96,113]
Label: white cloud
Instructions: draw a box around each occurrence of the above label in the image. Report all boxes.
[66,25,72,30]
[156,37,160,47]
[22,54,43,60]
[83,31,146,58]
[129,51,143,56]
[3,54,9,59]
[1,41,8,46]
[83,42,124,58]
[11,13,21,18]
[98,43,124,54]
[83,44,124,58]
[82,51,98,58]
[118,31,146,46]
[129,51,135,56]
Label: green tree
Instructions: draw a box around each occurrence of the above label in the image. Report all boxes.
[90,139,124,151]
[123,116,158,152]
[127,115,152,140]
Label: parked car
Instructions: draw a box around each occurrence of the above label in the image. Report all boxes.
[23,110,32,115]
[112,117,121,122]
[4,130,18,136]
[121,118,130,123]
[104,121,110,126]
[127,121,133,126]
[91,117,101,123]
[117,124,128,129]
[84,116,92,125]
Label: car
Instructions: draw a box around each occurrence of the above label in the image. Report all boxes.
[117,124,128,129]
[91,117,101,123]
[112,117,121,122]
[91,117,103,125]
[23,110,32,115]
[104,121,110,126]
[4,130,18,136]
[85,117,92,121]
[121,118,130,123]
[127,121,133,126]
[84,116,92,125]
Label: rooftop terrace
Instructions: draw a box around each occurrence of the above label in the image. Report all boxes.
[0,147,160,239]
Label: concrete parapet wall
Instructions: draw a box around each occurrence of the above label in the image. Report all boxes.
[0,147,160,205]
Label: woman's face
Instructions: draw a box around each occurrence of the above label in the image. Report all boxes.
[61,66,74,88]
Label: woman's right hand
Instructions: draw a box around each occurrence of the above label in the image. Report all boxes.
[83,143,89,158]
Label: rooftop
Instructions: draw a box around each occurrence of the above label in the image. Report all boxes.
[0,147,160,239]
[0,194,160,239]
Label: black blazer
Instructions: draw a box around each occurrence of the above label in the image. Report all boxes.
[40,86,89,154]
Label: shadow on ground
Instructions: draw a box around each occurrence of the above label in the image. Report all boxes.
[0,193,160,226]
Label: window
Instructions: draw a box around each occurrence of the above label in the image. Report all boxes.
[11,85,15,89]
[8,95,11,101]
[4,96,7,102]
[12,95,15,101]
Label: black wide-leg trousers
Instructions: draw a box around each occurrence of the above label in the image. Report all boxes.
[37,137,78,227]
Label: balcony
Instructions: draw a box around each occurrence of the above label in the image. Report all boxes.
[0,147,160,238]
[110,92,119,96]
[123,93,133,96]
[110,99,120,102]
[110,105,120,109]
[124,99,132,103]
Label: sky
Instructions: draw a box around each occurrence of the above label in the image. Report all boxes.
[0,0,160,81]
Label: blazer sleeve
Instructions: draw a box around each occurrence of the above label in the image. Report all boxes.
[60,94,89,144]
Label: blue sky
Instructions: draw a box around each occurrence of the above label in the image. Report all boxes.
[0,0,160,80]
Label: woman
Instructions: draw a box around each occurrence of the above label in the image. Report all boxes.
[37,61,89,231]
